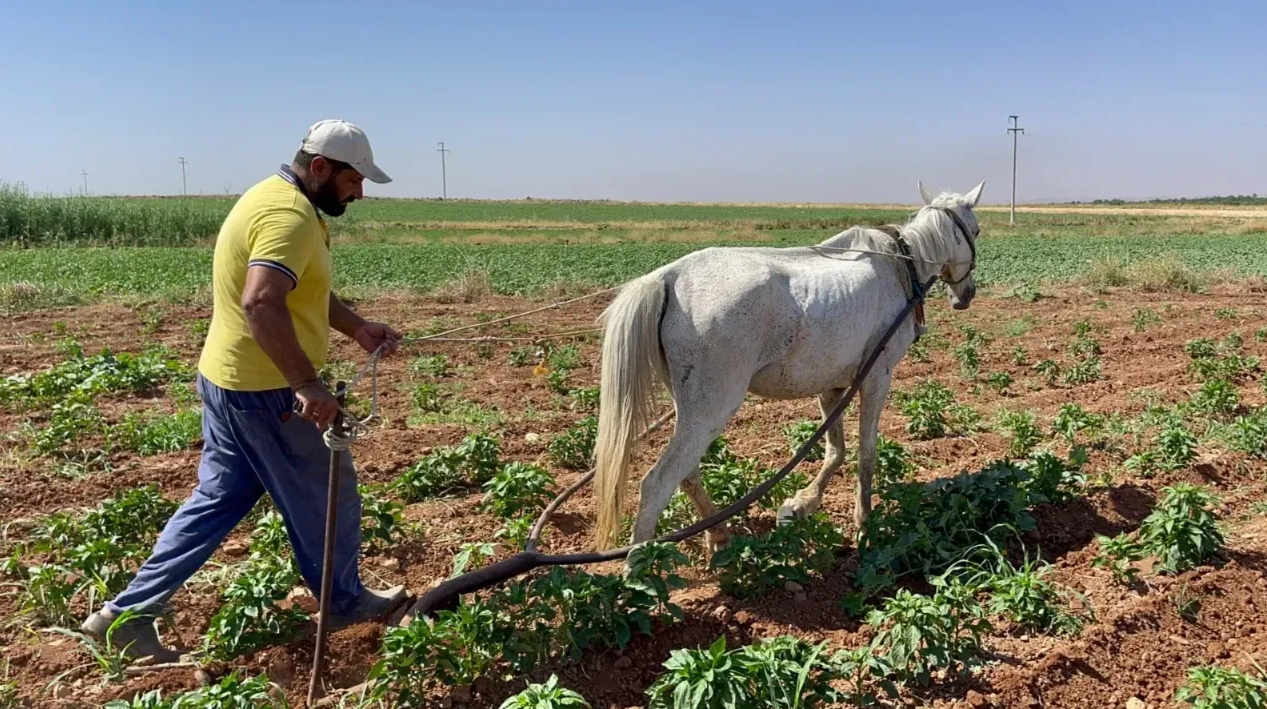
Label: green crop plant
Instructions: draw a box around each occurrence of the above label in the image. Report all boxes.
[865,573,989,685]
[570,386,599,412]
[1052,403,1105,445]
[202,562,308,661]
[547,416,597,470]
[360,484,403,554]
[985,371,1014,394]
[782,420,825,462]
[1175,664,1267,709]
[499,675,591,709]
[1227,408,1267,458]
[49,610,141,686]
[1132,307,1162,332]
[112,408,202,456]
[481,462,556,520]
[996,409,1042,458]
[1139,484,1224,573]
[646,636,856,709]
[410,354,451,378]
[1190,379,1240,419]
[709,513,842,599]
[896,381,954,440]
[1033,358,1061,384]
[371,542,685,704]
[450,542,496,578]
[393,433,502,501]
[957,538,1084,635]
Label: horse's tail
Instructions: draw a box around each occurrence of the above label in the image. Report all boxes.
[593,272,669,550]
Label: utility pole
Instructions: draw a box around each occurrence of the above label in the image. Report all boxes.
[1007,115,1025,226]
[81,169,89,195]
[177,157,189,195]
[436,142,449,200]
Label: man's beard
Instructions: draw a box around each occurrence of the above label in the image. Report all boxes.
[312,176,353,217]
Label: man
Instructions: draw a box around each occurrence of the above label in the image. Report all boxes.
[81,119,407,661]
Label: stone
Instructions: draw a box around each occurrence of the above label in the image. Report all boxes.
[525,432,541,444]
[194,669,212,687]
[287,587,319,614]
[51,684,71,699]
[966,690,988,708]
[1169,634,1191,646]
[712,606,733,623]
[734,610,753,626]
[1126,697,1146,709]
[785,581,804,593]
[380,557,401,571]
[794,591,808,602]
[223,540,249,556]
[614,655,634,670]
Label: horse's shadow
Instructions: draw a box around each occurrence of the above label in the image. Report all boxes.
[1026,483,1156,561]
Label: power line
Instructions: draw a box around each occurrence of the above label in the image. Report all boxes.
[177,157,189,195]
[1007,115,1025,226]
[436,141,449,200]
[81,169,89,195]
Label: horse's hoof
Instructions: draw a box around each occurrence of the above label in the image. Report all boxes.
[776,504,799,527]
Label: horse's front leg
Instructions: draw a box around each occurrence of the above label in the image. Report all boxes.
[777,388,848,525]
[855,372,893,529]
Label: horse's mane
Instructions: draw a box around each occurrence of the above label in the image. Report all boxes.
[817,193,967,270]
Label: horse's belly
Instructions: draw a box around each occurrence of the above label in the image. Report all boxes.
[748,360,857,399]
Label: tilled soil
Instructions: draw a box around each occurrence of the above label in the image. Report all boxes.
[2,285,1266,708]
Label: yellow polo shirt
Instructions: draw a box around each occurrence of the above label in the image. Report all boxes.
[198,172,331,391]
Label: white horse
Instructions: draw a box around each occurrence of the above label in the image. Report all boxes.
[592,181,985,551]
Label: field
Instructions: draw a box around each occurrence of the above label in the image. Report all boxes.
[3,197,1267,708]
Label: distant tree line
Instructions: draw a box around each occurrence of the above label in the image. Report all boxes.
[1069,194,1266,206]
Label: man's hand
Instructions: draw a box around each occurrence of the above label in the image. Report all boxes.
[294,381,341,429]
[353,321,401,357]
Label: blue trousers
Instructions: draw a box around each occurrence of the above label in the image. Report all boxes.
[108,374,364,616]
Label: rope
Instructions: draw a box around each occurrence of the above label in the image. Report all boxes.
[317,288,618,451]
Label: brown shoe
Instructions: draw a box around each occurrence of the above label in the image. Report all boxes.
[326,585,408,630]
[80,609,181,664]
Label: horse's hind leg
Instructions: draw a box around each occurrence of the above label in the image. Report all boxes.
[679,469,728,552]
[631,383,746,548]
[777,388,848,525]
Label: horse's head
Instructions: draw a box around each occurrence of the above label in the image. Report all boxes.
[918,180,984,310]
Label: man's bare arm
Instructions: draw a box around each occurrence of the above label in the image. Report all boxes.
[329,292,367,340]
[243,267,320,388]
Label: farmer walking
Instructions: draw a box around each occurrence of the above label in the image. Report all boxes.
[81,120,407,661]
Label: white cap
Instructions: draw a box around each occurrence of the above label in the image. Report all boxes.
[299,119,392,184]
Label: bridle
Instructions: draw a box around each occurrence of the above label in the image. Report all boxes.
[874,204,979,301]
[938,206,979,286]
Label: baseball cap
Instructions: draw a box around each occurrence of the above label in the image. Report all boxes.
[299,119,392,184]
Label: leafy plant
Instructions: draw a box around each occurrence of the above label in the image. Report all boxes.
[1052,403,1105,445]
[1138,483,1224,573]
[49,609,140,685]
[450,542,496,578]
[782,420,825,462]
[112,409,202,455]
[410,354,451,378]
[996,409,1042,458]
[897,381,954,440]
[646,636,852,709]
[865,573,989,685]
[1093,532,1145,585]
[481,462,556,520]
[984,371,1014,395]
[1132,307,1162,332]
[1033,359,1061,384]
[547,416,597,470]
[1191,379,1241,418]
[546,368,571,395]
[393,433,503,501]
[1061,355,1102,385]
[958,538,1084,635]
[953,340,981,378]
[1175,664,1267,709]
[1011,346,1029,365]
[509,346,534,367]
[570,386,599,413]
[1227,409,1267,458]
[203,562,308,661]
[500,675,591,709]
[1158,421,1199,471]
[169,671,284,708]
[710,513,842,599]
[360,484,403,554]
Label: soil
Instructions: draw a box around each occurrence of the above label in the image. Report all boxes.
[3,284,1267,708]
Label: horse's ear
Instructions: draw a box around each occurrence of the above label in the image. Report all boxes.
[964,180,985,207]
[918,180,934,206]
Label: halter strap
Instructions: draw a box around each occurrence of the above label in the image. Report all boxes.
[938,207,978,286]
[873,224,925,302]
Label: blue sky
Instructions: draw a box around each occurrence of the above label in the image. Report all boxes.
[3,0,1265,203]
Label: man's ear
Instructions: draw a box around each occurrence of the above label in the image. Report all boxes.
[309,155,333,180]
